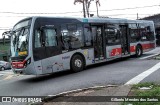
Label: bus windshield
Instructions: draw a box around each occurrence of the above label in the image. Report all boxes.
[11,19,31,57]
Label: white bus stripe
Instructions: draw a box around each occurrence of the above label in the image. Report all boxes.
[125,62,160,85]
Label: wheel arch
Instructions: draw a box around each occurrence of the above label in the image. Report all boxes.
[136,43,143,52]
[70,52,86,68]
[0,66,5,70]
[137,43,142,48]
[135,43,143,57]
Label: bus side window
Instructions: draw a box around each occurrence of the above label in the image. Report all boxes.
[129,24,139,42]
[84,24,92,46]
[61,24,84,49]
[105,24,120,45]
[139,24,155,41]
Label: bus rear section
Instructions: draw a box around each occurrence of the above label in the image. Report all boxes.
[129,21,156,57]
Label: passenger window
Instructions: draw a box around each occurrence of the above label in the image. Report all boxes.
[105,24,120,45]
[129,24,140,42]
[61,24,84,49]
[139,23,155,41]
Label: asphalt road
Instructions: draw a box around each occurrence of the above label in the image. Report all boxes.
[0,47,160,97]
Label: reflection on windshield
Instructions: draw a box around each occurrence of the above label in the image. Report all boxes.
[11,27,29,57]
[18,28,28,51]
[11,19,31,57]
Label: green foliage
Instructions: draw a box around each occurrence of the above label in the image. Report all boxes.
[122,102,160,105]
[132,82,155,89]
[0,43,10,51]
[121,83,160,105]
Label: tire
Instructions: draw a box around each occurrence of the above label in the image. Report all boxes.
[1,67,5,71]
[71,55,84,72]
[136,45,143,57]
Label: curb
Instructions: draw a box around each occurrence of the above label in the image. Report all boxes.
[48,85,118,97]
[29,85,118,105]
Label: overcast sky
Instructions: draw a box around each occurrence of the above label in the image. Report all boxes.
[0,0,160,38]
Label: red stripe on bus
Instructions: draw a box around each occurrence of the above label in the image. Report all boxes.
[110,43,155,56]
[142,43,155,50]
[110,48,122,56]
[130,46,136,52]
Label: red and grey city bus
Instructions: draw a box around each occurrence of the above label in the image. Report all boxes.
[6,16,156,75]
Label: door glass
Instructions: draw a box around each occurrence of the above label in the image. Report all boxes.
[120,25,129,54]
[97,27,104,58]
[92,27,97,44]
[92,26,104,60]
[34,30,41,48]
[44,29,57,47]
[84,24,92,46]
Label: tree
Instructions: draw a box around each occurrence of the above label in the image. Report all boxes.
[96,0,100,17]
[74,0,100,18]
[85,0,93,17]
[74,0,86,17]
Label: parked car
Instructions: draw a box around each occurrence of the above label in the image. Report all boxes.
[0,61,11,71]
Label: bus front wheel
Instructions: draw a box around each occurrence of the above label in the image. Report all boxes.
[71,55,84,72]
[136,45,143,57]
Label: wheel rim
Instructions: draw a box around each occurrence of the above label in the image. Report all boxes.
[1,67,4,71]
[137,48,141,56]
[74,59,82,68]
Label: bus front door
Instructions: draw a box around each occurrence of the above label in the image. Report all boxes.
[120,25,130,55]
[33,26,61,74]
[92,26,105,61]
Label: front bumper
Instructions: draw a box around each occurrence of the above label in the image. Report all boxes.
[12,68,26,75]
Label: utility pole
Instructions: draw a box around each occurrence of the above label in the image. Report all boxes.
[137,13,139,20]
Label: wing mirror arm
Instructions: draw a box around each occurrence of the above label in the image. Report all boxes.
[2,31,12,45]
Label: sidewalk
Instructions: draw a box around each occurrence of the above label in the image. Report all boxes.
[43,85,132,105]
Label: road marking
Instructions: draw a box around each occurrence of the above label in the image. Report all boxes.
[0,70,14,76]
[125,62,160,85]
[3,75,14,80]
[139,53,159,60]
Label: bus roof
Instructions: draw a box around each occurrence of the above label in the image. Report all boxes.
[17,16,154,26]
